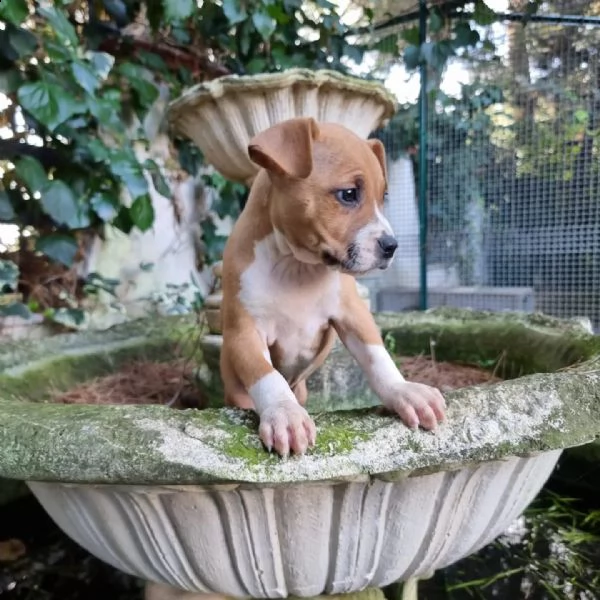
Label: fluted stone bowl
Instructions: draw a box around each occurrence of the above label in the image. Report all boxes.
[167,69,397,184]
[1,309,599,597]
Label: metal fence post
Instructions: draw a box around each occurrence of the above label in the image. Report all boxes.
[418,0,429,311]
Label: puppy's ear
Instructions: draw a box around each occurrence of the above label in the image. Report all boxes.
[367,138,387,182]
[248,117,320,179]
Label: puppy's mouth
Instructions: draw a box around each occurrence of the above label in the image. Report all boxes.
[322,243,383,275]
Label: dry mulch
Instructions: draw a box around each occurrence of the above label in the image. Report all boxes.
[52,360,205,409]
[398,355,501,392]
[52,356,499,407]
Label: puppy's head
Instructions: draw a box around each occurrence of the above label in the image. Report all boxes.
[248,117,397,275]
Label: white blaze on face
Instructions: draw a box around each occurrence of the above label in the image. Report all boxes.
[352,206,395,272]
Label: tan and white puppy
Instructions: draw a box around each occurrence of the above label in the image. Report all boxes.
[220,117,445,457]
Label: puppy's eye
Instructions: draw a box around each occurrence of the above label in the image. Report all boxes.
[335,188,359,206]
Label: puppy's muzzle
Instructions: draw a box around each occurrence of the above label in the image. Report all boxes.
[377,234,398,260]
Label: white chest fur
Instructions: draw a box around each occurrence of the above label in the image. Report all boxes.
[238,233,341,378]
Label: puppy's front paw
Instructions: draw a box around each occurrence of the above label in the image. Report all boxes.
[384,382,446,431]
[259,401,316,457]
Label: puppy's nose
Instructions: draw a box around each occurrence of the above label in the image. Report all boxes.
[378,234,398,259]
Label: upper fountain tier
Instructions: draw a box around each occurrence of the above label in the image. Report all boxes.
[168,68,397,184]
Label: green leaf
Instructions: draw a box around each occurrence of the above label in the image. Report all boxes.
[0,69,23,94]
[40,180,90,228]
[245,57,268,73]
[8,27,38,57]
[90,192,120,222]
[454,22,472,47]
[17,82,54,125]
[0,0,29,25]
[239,21,252,55]
[87,94,122,129]
[17,81,82,130]
[14,156,48,192]
[136,50,168,72]
[146,0,165,29]
[373,33,399,54]
[252,11,277,40]
[403,45,421,70]
[84,272,120,296]
[0,259,19,290]
[266,3,290,24]
[38,5,78,47]
[130,194,155,232]
[420,42,448,70]
[36,234,79,267]
[0,191,15,221]
[429,9,444,33]
[71,60,101,95]
[118,63,159,106]
[85,137,111,162]
[143,159,171,197]
[472,1,497,26]
[88,51,115,80]
[574,109,589,124]
[112,205,134,234]
[223,0,248,24]
[45,40,72,61]
[110,157,149,199]
[50,307,86,328]
[164,0,196,21]
[0,302,31,319]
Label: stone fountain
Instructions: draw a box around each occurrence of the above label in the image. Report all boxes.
[1,69,599,600]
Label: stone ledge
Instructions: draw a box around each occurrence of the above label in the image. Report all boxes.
[1,365,599,485]
[1,308,599,486]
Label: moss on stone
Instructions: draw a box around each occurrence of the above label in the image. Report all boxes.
[0,309,599,486]
[0,314,203,402]
[312,411,372,454]
[0,339,178,402]
[374,308,600,378]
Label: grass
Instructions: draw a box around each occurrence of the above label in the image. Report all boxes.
[427,489,600,599]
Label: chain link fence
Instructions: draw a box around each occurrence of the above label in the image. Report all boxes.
[366,5,600,331]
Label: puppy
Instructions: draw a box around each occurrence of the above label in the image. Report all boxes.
[219,117,445,456]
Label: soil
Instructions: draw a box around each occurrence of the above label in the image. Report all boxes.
[51,355,500,407]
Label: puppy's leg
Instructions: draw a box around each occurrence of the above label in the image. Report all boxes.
[221,315,316,456]
[220,345,254,409]
[292,379,308,405]
[332,277,445,430]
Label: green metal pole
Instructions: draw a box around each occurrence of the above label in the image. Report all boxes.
[418,0,428,311]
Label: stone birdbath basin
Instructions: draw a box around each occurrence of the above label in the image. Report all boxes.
[1,309,600,600]
[168,68,397,185]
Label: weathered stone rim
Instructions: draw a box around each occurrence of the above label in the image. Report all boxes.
[1,309,599,487]
[168,68,397,129]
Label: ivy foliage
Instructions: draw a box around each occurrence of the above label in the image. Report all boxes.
[0,0,374,317]
[399,0,500,74]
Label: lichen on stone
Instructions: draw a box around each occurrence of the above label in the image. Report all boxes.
[0,308,599,486]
